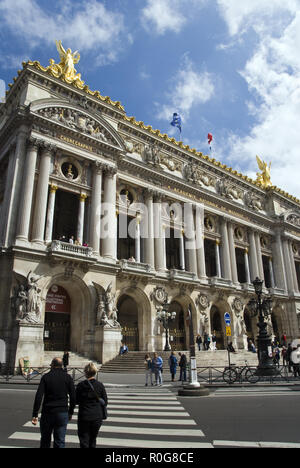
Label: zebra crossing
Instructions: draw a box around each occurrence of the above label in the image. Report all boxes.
[6,389,213,449]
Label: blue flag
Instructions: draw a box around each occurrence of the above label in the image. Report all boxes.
[170,113,182,133]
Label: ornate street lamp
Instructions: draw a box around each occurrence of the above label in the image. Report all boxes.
[249,277,277,376]
[157,302,176,351]
[178,304,209,396]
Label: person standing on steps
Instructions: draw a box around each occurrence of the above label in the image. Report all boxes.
[144,354,153,386]
[168,351,178,382]
[152,352,163,386]
[178,352,187,382]
[31,357,76,448]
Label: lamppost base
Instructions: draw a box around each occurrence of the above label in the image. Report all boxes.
[178,384,210,397]
[255,366,279,377]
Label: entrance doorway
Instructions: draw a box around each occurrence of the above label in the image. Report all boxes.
[44,285,71,351]
[169,301,187,351]
[211,306,225,349]
[117,295,139,351]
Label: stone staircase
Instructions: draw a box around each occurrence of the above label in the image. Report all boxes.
[100,350,259,374]
[43,351,100,368]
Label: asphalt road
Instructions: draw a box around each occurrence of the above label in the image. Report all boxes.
[1,383,300,449]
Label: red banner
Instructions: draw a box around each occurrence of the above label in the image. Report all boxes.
[46,285,71,314]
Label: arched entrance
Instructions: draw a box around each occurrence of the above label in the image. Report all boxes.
[211,305,225,349]
[168,301,187,351]
[244,308,256,343]
[117,295,139,351]
[44,285,71,351]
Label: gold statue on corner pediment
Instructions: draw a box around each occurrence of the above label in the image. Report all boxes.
[256,155,272,189]
[47,40,85,89]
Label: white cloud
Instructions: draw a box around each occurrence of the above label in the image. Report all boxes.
[141,0,186,35]
[217,1,300,197]
[0,0,130,65]
[141,0,207,35]
[156,56,215,124]
[0,79,6,103]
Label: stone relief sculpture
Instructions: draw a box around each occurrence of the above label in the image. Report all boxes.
[183,162,215,188]
[144,144,161,166]
[217,180,243,201]
[196,294,210,335]
[13,272,43,324]
[244,191,264,212]
[38,107,110,143]
[93,282,120,328]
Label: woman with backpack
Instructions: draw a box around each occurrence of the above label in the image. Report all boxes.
[76,363,108,448]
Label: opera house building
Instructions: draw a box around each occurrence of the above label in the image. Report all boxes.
[1,44,300,368]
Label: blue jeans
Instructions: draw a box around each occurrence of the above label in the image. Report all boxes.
[40,412,69,448]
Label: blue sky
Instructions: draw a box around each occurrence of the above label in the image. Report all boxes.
[1,0,300,197]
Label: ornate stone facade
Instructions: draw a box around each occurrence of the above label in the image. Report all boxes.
[1,46,300,367]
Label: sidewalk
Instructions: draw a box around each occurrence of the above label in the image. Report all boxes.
[1,370,300,389]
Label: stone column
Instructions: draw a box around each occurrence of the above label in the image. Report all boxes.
[184,204,197,276]
[135,215,141,263]
[143,189,155,268]
[31,144,54,243]
[195,204,206,278]
[228,222,238,284]
[282,237,296,293]
[220,217,232,280]
[77,193,87,245]
[16,138,40,241]
[2,129,28,247]
[154,194,166,272]
[255,232,265,281]
[248,229,259,281]
[101,166,117,259]
[288,241,299,293]
[215,240,222,278]
[179,230,186,270]
[45,184,58,242]
[89,161,103,255]
[272,231,287,291]
[269,257,275,289]
[244,248,251,284]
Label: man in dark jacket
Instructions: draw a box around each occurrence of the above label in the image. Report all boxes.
[32,357,76,448]
[178,352,187,382]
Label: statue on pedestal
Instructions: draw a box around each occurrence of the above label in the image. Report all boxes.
[93,282,120,328]
[12,272,43,324]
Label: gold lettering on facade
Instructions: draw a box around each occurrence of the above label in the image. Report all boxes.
[59,134,93,152]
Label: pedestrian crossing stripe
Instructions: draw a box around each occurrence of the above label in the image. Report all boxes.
[6,389,209,449]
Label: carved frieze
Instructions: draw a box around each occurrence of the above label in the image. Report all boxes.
[37,107,112,143]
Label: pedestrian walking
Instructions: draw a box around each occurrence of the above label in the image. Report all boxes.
[63,350,69,370]
[31,357,76,448]
[196,334,202,351]
[76,363,108,449]
[144,354,153,386]
[291,346,300,378]
[211,332,217,351]
[203,332,210,350]
[178,352,187,382]
[168,351,178,382]
[287,343,293,372]
[152,352,163,386]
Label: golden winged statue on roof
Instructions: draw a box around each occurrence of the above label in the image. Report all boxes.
[47,40,84,88]
[256,155,272,189]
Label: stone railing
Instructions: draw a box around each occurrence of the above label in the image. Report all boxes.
[118,259,154,274]
[48,240,94,258]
